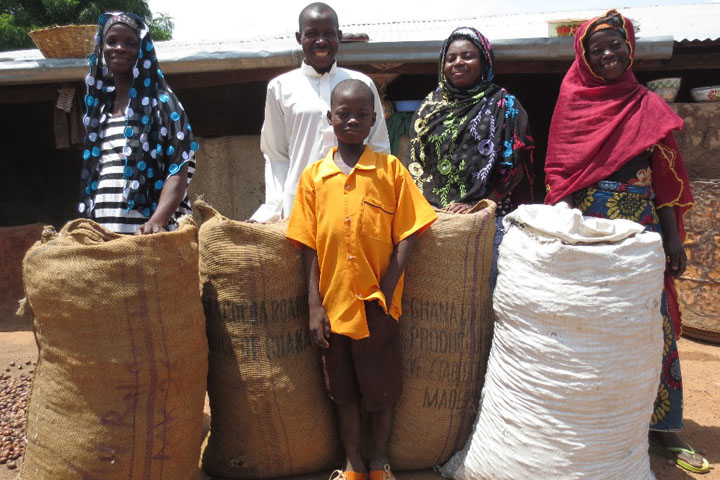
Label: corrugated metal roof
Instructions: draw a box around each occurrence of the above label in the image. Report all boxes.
[0,3,716,86]
[0,36,677,86]
[337,3,720,43]
[161,3,719,45]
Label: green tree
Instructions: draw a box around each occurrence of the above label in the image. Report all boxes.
[0,0,174,51]
[149,11,173,41]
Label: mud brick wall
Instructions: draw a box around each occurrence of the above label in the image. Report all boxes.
[0,224,45,317]
[672,102,720,335]
[672,102,720,179]
[189,135,264,221]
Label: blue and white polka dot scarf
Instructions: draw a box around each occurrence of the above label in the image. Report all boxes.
[79,12,199,218]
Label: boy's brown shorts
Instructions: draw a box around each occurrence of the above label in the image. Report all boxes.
[321,302,401,412]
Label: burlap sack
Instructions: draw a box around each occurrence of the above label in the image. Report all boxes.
[20,219,208,480]
[389,201,496,470]
[196,201,339,479]
[0,223,45,317]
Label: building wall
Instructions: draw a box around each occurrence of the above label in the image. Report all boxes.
[176,82,267,138]
[671,102,720,334]
[0,81,269,228]
[0,101,81,227]
[189,135,264,221]
[1,69,718,228]
[672,102,720,179]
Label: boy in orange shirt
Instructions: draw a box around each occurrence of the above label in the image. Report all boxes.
[287,80,436,480]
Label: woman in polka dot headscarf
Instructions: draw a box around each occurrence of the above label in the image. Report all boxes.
[79,12,198,234]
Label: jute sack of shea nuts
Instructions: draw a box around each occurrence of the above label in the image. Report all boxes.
[389,201,497,470]
[21,218,207,480]
[196,200,340,479]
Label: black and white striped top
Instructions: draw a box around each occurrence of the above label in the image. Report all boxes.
[91,114,193,234]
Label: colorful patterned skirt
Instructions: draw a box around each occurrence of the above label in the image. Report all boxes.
[574,180,683,431]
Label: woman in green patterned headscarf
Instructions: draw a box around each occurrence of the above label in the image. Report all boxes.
[409,27,534,216]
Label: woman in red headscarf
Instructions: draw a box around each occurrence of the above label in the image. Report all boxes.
[545,10,707,474]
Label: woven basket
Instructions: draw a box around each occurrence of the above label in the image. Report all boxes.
[28,24,97,58]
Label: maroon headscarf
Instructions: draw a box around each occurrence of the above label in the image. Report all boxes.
[544,10,688,208]
[545,10,694,333]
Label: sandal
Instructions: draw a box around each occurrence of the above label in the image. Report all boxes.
[329,469,369,480]
[650,440,710,474]
[369,464,397,480]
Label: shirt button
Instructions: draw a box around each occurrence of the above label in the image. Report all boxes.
[345,216,351,222]
[345,184,350,190]
[349,255,355,261]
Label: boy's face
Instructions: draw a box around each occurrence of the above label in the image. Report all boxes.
[296,9,340,74]
[327,90,376,145]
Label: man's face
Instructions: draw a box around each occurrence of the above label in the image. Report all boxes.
[296,9,340,74]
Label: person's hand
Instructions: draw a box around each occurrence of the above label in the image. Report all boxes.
[309,304,331,348]
[135,221,167,235]
[444,202,474,214]
[664,237,687,278]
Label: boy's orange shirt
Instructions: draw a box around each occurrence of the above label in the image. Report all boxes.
[286,146,437,339]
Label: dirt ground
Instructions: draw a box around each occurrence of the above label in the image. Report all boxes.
[1,311,718,480]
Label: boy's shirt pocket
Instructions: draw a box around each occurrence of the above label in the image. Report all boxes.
[360,197,395,245]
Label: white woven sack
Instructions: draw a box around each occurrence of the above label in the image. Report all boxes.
[441,204,665,480]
